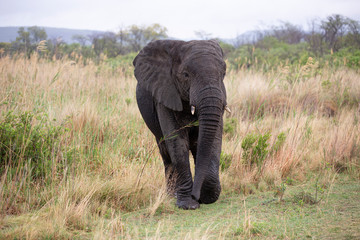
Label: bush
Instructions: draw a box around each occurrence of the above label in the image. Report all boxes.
[241,132,271,168]
[0,111,71,180]
[332,48,360,68]
[220,151,232,171]
[223,118,237,137]
[271,132,287,155]
[104,52,137,76]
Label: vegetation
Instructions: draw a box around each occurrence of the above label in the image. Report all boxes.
[0,24,168,63]
[0,13,359,239]
[0,45,359,238]
[1,14,359,70]
[228,14,360,70]
[0,111,72,180]
[241,131,271,169]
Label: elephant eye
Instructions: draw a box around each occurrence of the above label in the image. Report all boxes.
[183,72,190,79]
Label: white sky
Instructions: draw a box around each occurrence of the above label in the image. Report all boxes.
[1,0,359,39]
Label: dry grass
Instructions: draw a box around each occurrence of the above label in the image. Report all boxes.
[0,55,359,238]
[223,65,360,189]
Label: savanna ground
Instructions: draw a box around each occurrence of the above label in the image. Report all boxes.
[0,55,359,239]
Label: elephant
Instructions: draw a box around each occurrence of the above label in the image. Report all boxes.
[133,40,229,210]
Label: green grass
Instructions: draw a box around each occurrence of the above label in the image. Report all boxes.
[1,175,359,239]
[120,175,360,239]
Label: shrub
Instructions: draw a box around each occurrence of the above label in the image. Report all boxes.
[220,151,232,171]
[223,118,237,137]
[241,132,271,168]
[271,132,287,155]
[0,111,71,180]
[104,52,137,76]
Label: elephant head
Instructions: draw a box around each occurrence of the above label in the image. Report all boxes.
[133,40,228,209]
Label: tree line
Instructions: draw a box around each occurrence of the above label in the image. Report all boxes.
[0,14,359,69]
[0,24,167,62]
[225,14,360,69]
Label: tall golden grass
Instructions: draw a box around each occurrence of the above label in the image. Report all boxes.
[0,54,359,238]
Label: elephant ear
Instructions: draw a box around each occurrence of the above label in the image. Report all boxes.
[133,40,183,111]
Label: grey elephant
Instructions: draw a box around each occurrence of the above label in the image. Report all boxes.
[133,40,229,210]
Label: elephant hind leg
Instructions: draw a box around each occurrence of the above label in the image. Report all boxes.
[136,86,177,195]
[157,139,176,196]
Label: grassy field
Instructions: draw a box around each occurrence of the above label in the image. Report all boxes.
[0,55,359,239]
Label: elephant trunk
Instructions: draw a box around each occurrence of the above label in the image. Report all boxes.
[191,85,223,203]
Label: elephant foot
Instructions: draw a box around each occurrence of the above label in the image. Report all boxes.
[176,197,200,210]
[199,178,221,204]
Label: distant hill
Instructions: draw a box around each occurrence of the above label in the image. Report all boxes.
[0,26,243,46]
[0,26,105,43]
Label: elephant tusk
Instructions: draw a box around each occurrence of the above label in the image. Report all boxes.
[191,106,195,115]
[225,105,231,113]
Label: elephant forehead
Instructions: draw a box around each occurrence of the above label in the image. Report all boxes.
[185,48,224,67]
[182,40,219,51]
[181,41,221,56]
[185,57,226,75]
[184,49,222,63]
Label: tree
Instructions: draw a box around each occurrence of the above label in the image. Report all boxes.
[305,18,326,56]
[89,33,106,60]
[127,24,168,52]
[0,42,11,57]
[102,32,120,58]
[344,18,360,49]
[47,37,65,59]
[11,26,48,56]
[28,26,47,44]
[194,30,212,40]
[14,27,31,54]
[271,22,304,44]
[321,14,348,52]
[72,34,89,46]
[117,27,129,54]
[144,23,167,42]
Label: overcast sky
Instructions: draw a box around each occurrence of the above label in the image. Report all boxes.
[1,0,359,39]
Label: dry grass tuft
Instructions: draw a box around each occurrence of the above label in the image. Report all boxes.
[322,112,360,172]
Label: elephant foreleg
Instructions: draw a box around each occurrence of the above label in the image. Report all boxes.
[198,133,222,204]
[165,137,199,210]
